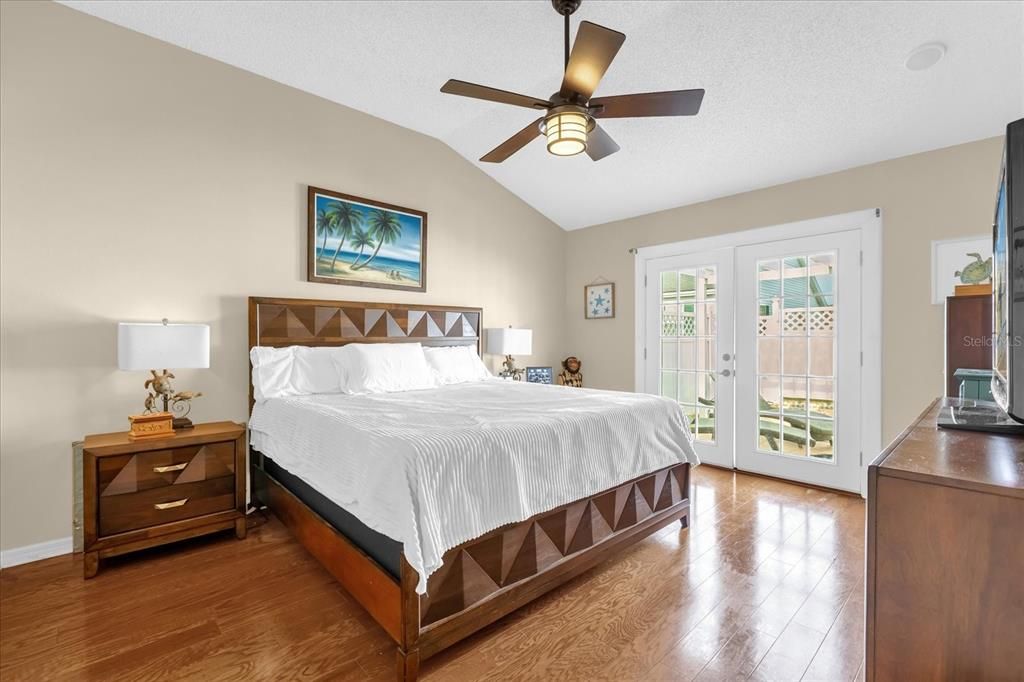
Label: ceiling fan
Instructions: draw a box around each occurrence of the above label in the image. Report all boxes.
[440,0,704,163]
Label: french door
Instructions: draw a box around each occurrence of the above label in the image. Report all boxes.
[643,229,864,492]
[645,248,735,468]
[734,230,862,491]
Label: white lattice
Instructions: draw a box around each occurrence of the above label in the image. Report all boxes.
[759,306,834,336]
[783,310,806,333]
[808,308,834,332]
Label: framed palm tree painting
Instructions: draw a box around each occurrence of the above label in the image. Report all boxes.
[307,186,427,292]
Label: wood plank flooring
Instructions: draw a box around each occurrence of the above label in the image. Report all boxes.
[0,466,866,681]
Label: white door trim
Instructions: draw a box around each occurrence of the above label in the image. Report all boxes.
[634,208,882,495]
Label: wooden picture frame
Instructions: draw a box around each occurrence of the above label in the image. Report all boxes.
[525,366,553,384]
[307,186,427,292]
[585,282,615,319]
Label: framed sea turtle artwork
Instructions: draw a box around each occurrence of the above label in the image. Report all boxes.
[307,186,427,292]
[930,236,992,304]
[585,282,615,319]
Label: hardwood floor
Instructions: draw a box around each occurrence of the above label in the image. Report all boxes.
[0,466,865,681]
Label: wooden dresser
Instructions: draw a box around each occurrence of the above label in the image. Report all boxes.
[944,294,992,397]
[82,421,247,578]
[866,400,1024,680]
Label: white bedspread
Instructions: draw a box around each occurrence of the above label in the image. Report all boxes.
[249,380,698,594]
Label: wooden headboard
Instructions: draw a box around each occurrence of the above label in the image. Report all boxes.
[247,296,483,407]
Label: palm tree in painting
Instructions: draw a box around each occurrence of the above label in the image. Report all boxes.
[315,206,338,260]
[325,201,364,271]
[352,209,403,271]
[348,227,375,267]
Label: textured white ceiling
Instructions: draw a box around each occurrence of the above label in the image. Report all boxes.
[60,1,1024,230]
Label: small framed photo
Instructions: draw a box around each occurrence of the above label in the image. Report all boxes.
[585,283,615,319]
[526,366,553,384]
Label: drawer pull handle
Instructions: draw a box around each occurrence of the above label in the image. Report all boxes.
[154,498,189,510]
[153,463,188,473]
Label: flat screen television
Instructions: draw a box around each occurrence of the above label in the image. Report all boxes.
[991,117,1024,422]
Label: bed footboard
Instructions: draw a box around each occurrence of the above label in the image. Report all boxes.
[254,453,690,682]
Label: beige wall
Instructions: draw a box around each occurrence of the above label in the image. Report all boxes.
[0,2,566,551]
[0,1,1007,554]
[564,136,1004,447]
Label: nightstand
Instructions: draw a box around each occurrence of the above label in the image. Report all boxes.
[82,421,247,578]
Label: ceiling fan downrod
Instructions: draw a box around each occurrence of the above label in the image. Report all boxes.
[552,0,582,69]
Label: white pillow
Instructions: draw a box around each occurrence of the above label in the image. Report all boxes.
[250,345,347,402]
[334,343,437,394]
[250,346,298,402]
[423,345,491,385]
[291,346,346,395]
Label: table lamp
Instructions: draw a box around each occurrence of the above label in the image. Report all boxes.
[485,327,532,380]
[118,320,209,433]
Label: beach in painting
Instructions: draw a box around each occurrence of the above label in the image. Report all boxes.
[312,191,424,287]
[314,249,421,285]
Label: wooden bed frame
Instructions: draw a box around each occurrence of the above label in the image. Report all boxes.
[247,296,691,681]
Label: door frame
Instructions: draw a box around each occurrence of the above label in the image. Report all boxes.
[633,208,882,496]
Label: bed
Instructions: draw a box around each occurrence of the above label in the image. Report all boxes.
[247,296,697,681]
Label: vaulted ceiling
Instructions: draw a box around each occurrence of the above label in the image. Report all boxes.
[61,1,1024,230]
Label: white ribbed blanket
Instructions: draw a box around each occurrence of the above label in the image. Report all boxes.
[249,380,698,594]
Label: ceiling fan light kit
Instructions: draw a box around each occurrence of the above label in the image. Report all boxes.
[440,0,704,164]
[544,107,591,156]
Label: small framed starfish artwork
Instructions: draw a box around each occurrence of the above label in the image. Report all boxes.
[585,282,615,319]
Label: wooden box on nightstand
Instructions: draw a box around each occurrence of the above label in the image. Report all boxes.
[82,421,247,578]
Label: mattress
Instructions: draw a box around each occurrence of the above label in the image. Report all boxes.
[249,380,698,594]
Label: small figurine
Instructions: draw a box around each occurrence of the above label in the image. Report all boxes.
[143,392,159,414]
[558,356,583,388]
[169,390,203,429]
[500,355,525,381]
[144,369,176,404]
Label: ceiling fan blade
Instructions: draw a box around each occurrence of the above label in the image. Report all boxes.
[586,123,620,162]
[560,21,626,101]
[441,79,551,109]
[590,89,705,118]
[480,118,544,163]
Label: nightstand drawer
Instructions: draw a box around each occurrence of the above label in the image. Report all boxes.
[99,475,235,536]
[97,441,235,497]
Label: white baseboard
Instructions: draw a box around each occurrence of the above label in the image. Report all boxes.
[0,536,73,569]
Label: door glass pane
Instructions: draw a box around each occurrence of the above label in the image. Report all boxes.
[662,304,679,337]
[699,266,716,301]
[755,254,837,461]
[694,374,715,443]
[782,337,808,375]
[696,338,716,371]
[661,271,679,299]
[758,337,780,374]
[679,269,697,302]
[679,338,696,370]
[660,371,677,401]
[661,340,678,370]
[680,302,696,337]
[678,372,697,404]
[656,264,719,445]
[758,260,781,299]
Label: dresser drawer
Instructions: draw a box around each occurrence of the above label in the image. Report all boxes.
[99,475,236,536]
[97,441,235,497]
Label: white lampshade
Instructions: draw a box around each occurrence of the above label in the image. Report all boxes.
[118,322,210,370]
[485,327,532,356]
